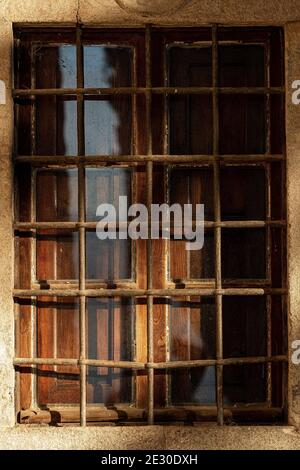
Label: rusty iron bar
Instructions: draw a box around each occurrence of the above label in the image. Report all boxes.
[13,287,286,298]
[212,24,224,426]
[76,24,87,427]
[29,45,38,408]
[265,39,273,406]
[13,86,285,97]
[145,24,154,425]
[14,154,284,165]
[13,354,287,369]
[14,220,286,230]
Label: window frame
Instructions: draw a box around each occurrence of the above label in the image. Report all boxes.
[13,24,287,426]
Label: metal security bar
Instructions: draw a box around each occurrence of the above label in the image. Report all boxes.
[13,24,287,426]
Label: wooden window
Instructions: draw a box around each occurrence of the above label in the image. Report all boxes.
[14,25,287,425]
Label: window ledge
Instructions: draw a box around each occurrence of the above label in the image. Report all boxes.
[0,424,299,450]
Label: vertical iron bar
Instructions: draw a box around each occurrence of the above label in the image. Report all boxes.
[146,24,154,424]
[14,35,21,420]
[265,40,272,406]
[76,24,87,426]
[212,25,224,426]
[30,44,37,408]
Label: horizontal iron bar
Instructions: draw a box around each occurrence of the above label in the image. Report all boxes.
[13,288,286,298]
[14,358,145,369]
[14,220,286,230]
[14,354,287,369]
[14,154,284,165]
[13,86,285,96]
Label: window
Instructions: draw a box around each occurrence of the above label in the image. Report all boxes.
[14,25,287,425]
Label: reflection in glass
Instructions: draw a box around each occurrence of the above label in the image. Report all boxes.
[37,297,80,405]
[84,46,132,156]
[35,45,77,156]
[86,168,132,281]
[170,297,216,404]
[87,297,134,404]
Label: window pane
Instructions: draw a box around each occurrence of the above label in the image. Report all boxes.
[219,95,266,154]
[86,168,132,280]
[169,167,214,280]
[168,46,212,87]
[83,46,132,156]
[86,168,131,219]
[87,297,134,404]
[221,167,266,220]
[37,297,80,405]
[84,46,132,88]
[36,169,78,221]
[223,297,267,358]
[170,296,216,404]
[224,364,266,404]
[169,95,212,155]
[36,230,79,281]
[36,45,76,89]
[219,45,265,87]
[222,228,266,279]
[34,45,77,156]
[86,235,131,281]
[84,96,132,155]
[36,96,77,156]
[170,231,214,281]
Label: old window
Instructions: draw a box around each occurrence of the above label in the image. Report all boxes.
[13,25,287,425]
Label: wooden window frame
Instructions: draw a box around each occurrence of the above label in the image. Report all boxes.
[13,24,287,426]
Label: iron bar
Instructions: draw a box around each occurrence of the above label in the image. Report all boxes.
[14,220,286,230]
[76,24,87,427]
[14,154,284,165]
[13,86,285,97]
[265,39,272,406]
[13,354,287,369]
[146,23,154,425]
[13,287,287,298]
[212,24,224,426]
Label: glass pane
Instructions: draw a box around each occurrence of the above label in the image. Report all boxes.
[219,45,265,87]
[86,234,131,281]
[222,228,266,279]
[219,95,265,154]
[36,96,77,156]
[221,167,266,220]
[36,169,78,221]
[169,95,212,155]
[224,364,266,404]
[223,297,266,358]
[84,96,132,155]
[169,167,214,279]
[168,46,212,87]
[170,231,214,281]
[86,168,132,281]
[35,45,76,89]
[86,168,131,220]
[37,297,80,405]
[36,230,79,281]
[87,297,133,404]
[84,46,132,88]
[170,296,215,404]
[170,167,214,220]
